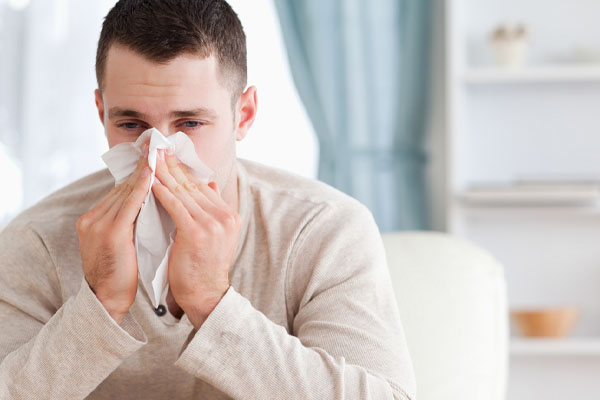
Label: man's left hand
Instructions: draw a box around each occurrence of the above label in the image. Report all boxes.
[151,148,242,330]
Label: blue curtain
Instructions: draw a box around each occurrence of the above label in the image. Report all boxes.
[273,0,432,231]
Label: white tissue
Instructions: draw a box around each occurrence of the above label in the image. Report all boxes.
[101,128,213,308]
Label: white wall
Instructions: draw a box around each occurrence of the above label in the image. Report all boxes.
[227,0,319,179]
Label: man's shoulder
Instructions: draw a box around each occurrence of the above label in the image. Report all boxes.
[0,169,114,294]
[5,168,113,234]
[239,158,365,213]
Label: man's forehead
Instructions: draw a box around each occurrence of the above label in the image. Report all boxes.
[103,45,223,93]
[101,45,231,116]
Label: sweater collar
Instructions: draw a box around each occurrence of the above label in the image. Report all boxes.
[232,158,250,268]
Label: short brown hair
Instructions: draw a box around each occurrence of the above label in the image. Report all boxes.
[96,0,247,101]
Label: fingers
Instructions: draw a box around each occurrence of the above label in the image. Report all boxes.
[192,175,229,210]
[87,184,123,220]
[155,150,211,220]
[86,143,150,221]
[151,177,195,227]
[163,148,192,184]
[115,166,152,226]
[106,143,150,221]
[152,149,242,238]
[163,149,229,211]
[166,149,226,206]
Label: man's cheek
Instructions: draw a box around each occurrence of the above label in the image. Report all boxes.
[106,133,133,148]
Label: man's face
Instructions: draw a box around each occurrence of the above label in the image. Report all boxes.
[95,44,255,195]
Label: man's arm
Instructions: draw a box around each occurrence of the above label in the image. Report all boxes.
[0,223,147,399]
[174,202,416,400]
[0,147,153,399]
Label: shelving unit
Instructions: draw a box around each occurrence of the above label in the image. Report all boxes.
[511,338,600,356]
[445,0,600,399]
[462,65,600,84]
[459,183,600,207]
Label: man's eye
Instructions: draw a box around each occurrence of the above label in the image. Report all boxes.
[119,122,141,130]
[181,121,203,128]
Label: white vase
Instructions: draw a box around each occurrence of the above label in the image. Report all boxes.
[491,38,529,68]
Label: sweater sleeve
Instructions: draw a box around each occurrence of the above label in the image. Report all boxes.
[174,201,416,400]
[0,222,148,399]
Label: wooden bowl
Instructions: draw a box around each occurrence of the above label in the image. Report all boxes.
[511,308,579,337]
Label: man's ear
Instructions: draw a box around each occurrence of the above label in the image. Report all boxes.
[94,89,105,126]
[235,86,257,142]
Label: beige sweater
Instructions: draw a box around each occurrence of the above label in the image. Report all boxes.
[0,158,416,400]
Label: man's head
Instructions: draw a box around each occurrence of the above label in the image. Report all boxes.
[96,0,247,103]
[94,0,257,200]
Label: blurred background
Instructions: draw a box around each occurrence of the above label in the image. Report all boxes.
[2,0,600,398]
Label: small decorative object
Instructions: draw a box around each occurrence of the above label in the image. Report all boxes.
[511,307,579,337]
[489,23,529,68]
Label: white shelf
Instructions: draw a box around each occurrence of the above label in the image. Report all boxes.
[511,338,600,356]
[461,65,600,84]
[455,204,600,219]
[457,184,600,207]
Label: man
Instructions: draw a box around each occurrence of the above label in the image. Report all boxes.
[0,1,416,399]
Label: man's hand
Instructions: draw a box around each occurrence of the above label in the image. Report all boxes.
[151,148,242,330]
[76,143,151,324]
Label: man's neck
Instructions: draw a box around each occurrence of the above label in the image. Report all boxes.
[220,160,239,214]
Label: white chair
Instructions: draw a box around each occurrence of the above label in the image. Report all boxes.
[382,231,508,400]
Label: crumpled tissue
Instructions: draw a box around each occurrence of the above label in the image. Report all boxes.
[101,128,213,308]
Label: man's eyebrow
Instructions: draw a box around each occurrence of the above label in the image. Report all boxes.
[108,107,218,120]
[108,108,147,120]
[169,108,218,119]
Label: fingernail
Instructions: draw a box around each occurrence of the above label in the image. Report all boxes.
[142,143,149,157]
[166,147,174,156]
[158,149,164,160]
[141,167,150,177]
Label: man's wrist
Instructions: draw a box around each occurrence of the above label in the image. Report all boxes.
[183,288,229,330]
[98,298,128,325]
[106,309,126,325]
[186,308,209,331]
[84,278,126,324]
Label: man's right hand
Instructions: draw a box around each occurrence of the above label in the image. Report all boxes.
[76,143,151,324]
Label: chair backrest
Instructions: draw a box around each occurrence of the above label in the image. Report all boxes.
[381,231,508,400]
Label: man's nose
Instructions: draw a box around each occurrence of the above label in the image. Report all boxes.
[154,125,175,137]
